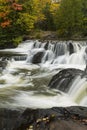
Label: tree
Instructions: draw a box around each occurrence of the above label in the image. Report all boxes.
[55,0,83,37]
[0,0,37,45]
[34,0,59,31]
[82,0,87,36]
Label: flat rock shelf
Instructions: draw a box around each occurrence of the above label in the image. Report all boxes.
[0,106,87,130]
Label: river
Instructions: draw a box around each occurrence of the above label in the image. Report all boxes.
[0,40,87,110]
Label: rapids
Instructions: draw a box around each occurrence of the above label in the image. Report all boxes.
[0,40,87,109]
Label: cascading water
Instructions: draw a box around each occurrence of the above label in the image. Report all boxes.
[0,40,87,109]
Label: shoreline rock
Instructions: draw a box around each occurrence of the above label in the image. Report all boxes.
[48,68,83,92]
[0,106,87,130]
[0,108,21,130]
[13,106,87,130]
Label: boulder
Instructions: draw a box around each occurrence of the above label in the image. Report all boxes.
[0,107,87,130]
[0,57,8,69]
[48,68,83,92]
[0,108,21,130]
[32,51,44,64]
[68,42,74,55]
[13,106,87,130]
[44,41,49,50]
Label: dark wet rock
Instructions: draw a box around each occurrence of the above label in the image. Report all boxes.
[33,41,37,48]
[13,106,87,130]
[66,106,87,119]
[0,107,87,130]
[23,36,30,41]
[32,51,44,64]
[0,57,8,69]
[44,41,49,50]
[81,65,87,78]
[68,42,74,54]
[48,68,83,92]
[85,47,87,54]
[0,108,21,130]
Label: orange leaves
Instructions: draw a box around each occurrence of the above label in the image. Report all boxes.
[12,2,22,11]
[0,12,8,18]
[1,20,11,28]
[0,0,22,28]
[0,12,10,28]
[0,0,23,11]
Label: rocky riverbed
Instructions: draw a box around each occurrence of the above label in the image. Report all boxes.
[0,106,87,130]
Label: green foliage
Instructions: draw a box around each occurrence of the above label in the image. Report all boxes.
[13,36,22,45]
[55,0,83,37]
[0,0,38,46]
[35,2,58,31]
[41,3,56,31]
[16,13,36,32]
[1,0,87,47]
[82,0,87,36]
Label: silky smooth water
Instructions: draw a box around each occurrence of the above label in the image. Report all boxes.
[0,40,87,109]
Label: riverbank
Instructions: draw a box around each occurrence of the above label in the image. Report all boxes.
[0,106,87,130]
[1,30,87,49]
[23,30,87,41]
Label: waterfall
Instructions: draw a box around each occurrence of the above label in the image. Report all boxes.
[9,40,85,66]
[67,76,87,106]
[2,40,85,66]
[0,40,87,109]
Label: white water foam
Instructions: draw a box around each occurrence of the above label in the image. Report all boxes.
[0,40,87,109]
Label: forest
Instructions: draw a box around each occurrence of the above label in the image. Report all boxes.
[0,0,87,46]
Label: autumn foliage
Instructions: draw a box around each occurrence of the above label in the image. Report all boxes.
[0,0,59,45]
[0,12,8,18]
[12,3,22,11]
[0,0,22,28]
[1,20,11,28]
